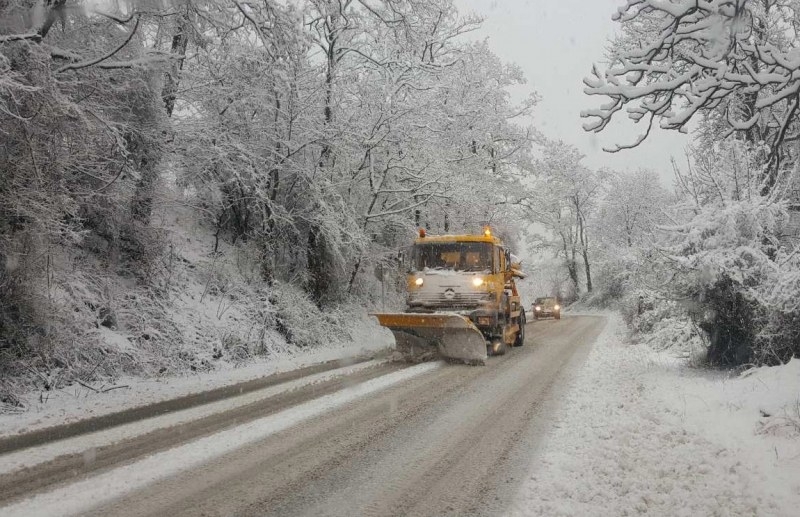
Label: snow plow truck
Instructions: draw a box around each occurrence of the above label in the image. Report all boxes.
[373,227,526,365]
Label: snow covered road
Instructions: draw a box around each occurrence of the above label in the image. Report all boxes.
[0,315,605,516]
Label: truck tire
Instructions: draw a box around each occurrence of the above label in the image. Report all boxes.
[514,310,526,347]
[488,339,507,356]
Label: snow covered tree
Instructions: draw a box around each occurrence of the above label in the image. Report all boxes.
[0,0,174,390]
[158,0,534,306]
[584,0,800,365]
[519,140,602,298]
[653,141,799,364]
[583,0,800,194]
[598,169,669,249]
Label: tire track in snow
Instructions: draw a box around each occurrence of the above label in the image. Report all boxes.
[0,361,442,517]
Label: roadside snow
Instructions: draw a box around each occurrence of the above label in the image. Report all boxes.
[510,313,800,516]
[0,318,393,439]
[1,361,442,517]
[0,359,388,475]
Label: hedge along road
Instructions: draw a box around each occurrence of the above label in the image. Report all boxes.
[2,315,605,517]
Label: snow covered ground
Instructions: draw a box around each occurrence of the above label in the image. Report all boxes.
[511,313,800,516]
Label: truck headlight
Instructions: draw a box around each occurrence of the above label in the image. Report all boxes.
[415,277,424,286]
[534,306,541,311]
[554,304,561,310]
[472,277,484,287]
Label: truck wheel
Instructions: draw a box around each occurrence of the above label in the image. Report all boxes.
[514,310,526,347]
[489,339,507,356]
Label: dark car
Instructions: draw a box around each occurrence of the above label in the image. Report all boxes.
[532,297,561,320]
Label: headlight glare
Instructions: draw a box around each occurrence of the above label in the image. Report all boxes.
[472,277,484,287]
[414,277,424,286]
[554,304,561,310]
[535,306,541,311]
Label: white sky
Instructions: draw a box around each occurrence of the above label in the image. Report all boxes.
[454,0,689,185]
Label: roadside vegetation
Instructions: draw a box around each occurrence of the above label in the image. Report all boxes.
[530,0,800,369]
[0,0,533,405]
[2,0,799,409]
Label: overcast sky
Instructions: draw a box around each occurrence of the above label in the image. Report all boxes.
[454,0,689,185]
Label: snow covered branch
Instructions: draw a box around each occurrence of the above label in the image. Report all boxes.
[583,0,800,170]
[57,16,142,73]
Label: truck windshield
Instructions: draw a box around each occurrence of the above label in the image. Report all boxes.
[411,242,493,272]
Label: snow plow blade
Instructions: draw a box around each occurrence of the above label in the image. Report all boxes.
[372,313,487,365]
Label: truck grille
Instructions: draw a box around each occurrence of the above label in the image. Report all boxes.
[408,292,491,308]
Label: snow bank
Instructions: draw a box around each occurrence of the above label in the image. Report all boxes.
[0,315,393,439]
[510,313,800,516]
[2,362,442,517]
[0,360,390,475]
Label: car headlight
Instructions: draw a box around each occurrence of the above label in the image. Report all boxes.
[534,306,541,311]
[554,305,560,310]
[472,277,484,287]
[414,277,424,286]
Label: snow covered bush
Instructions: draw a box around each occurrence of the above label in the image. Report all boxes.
[620,291,706,359]
[586,144,800,367]
[0,253,161,407]
[655,143,800,366]
[579,0,800,368]
[0,7,169,404]
[582,254,635,308]
[267,281,349,350]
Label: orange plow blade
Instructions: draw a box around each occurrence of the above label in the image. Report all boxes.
[372,313,487,365]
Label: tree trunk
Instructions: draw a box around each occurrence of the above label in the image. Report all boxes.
[562,235,580,294]
[308,11,339,304]
[306,227,332,306]
[578,213,592,292]
[162,12,190,118]
[347,258,361,294]
[38,0,67,39]
[130,155,159,224]
[581,247,593,293]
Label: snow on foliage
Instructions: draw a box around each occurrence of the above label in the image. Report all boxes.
[584,0,800,165]
[571,1,800,367]
[0,0,535,402]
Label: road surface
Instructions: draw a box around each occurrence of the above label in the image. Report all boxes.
[0,315,605,517]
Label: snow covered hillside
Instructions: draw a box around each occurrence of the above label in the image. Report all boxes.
[0,179,394,417]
